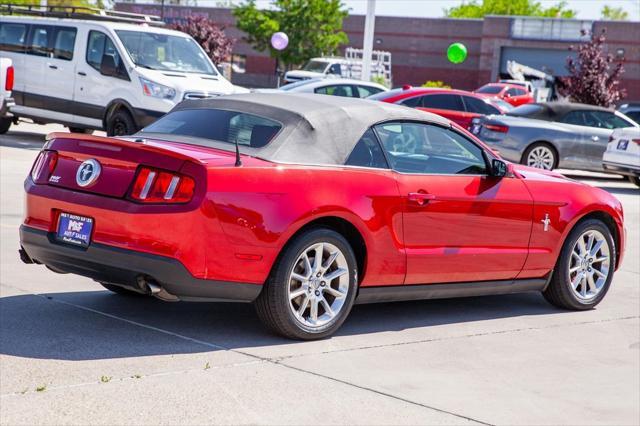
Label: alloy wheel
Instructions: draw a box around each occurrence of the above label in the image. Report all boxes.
[288,242,349,329]
[527,146,555,170]
[568,229,611,302]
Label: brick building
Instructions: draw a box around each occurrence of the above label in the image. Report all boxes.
[115,3,640,99]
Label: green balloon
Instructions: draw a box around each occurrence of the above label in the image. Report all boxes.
[447,43,467,64]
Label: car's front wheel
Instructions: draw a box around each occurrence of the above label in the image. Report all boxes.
[106,110,136,137]
[543,219,615,310]
[254,228,358,340]
[522,143,557,170]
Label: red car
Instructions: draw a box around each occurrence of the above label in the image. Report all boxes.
[368,87,510,130]
[19,94,625,340]
[475,83,534,107]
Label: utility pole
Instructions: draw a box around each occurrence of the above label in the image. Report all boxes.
[361,0,376,82]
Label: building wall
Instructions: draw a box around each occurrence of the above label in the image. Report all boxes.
[115,3,640,99]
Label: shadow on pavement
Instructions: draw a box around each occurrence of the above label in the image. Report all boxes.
[0,288,560,361]
[1,131,47,150]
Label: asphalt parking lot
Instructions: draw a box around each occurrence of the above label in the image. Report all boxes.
[1,122,639,425]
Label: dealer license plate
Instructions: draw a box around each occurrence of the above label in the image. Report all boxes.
[56,212,93,247]
[617,139,629,150]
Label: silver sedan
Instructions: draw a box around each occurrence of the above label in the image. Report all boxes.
[471,102,638,172]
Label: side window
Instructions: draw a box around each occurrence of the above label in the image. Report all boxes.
[86,31,122,72]
[560,111,586,126]
[28,25,52,57]
[328,63,341,75]
[591,111,633,129]
[0,23,27,53]
[513,88,527,96]
[355,85,383,98]
[374,122,487,175]
[463,96,499,115]
[315,85,353,97]
[345,128,388,169]
[421,94,465,111]
[399,96,422,108]
[505,88,519,97]
[53,27,77,61]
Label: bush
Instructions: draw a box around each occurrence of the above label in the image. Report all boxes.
[422,80,451,89]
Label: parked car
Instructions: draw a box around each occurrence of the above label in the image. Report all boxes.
[617,103,640,125]
[281,78,387,98]
[0,10,246,136]
[498,79,534,94]
[368,87,509,129]
[475,83,534,107]
[0,56,14,134]
[19,93,625,340]
[471,102,638,172]
[603,127,640,187]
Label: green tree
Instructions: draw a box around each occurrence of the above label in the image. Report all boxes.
[233,0,348,70]
[601,6,628,21]
[444,0,576,18]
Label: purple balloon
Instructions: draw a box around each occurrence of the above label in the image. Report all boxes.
[271,32,289,51]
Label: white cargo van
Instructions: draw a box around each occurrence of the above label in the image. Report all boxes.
[0,6,244,135]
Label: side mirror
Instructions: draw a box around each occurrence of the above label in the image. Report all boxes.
[100,54,117,77]
[490,158,508,178]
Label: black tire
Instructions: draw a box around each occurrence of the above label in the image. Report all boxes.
[68,127,94,134]
[106,109,136,137]
[0,117,11,134]
[100,283,145,297]
[627,175,640,188]
[254,228,358,340]
[543,219,616,310]
[521,142,558,170]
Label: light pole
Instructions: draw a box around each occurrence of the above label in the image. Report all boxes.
[361,0,376,82]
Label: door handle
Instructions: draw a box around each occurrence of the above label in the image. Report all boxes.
[77,71,87,76]
[408,192,436,206]
[48,64,58,70]
[591,135,600,141]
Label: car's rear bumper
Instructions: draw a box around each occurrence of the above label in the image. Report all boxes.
[19,225,262,302]
[603,161,640,177]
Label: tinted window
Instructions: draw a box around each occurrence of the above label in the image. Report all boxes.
[140,109,282,148]
[463,96,500,115]
[590,111,633,129]
[345,129,388,168]
[513,88,527,96]
[374,122,487,175]
[476,85,503,94]
[0,23,27,53]
[355,85,384,98]
[399,96,422,107]
[328,63,342,75]
[28,25,51,57]
[625,111,640,124]
[560,111,586,126]
[53,27,76,60]
[315,85,354,97]
[86,31,122,72]
[421,94,464,111]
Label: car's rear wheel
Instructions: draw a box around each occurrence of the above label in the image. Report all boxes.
[254,228,358,340]
[0,117,11,134]
[627,175,640,187]
[522,143,557,170]
[100,283,145,297]
[106,110,136,137]
[543,219,615,310]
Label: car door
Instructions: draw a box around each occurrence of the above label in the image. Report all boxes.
[508,87,532,106]
[555,111,601,169]
[22,24,49,114]
[45,26,78,112]
[580,111,636,169]
[418,94,473,128]
[374,121,533,284]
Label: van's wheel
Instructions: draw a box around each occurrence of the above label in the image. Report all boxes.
[100,283,145,297]
[106,110,136,136]
[522,142,557,170]
[627,175,640,187]
[254,228,358,340]
[0,117,11,134]
[68,127,94,134]
[543,219,615,310]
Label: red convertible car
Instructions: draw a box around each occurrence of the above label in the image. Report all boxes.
[19,94,625,340]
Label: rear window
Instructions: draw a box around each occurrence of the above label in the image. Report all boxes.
[140,109,282,148]
[476,85,503,94]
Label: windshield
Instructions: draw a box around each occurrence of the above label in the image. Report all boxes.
[490,98,514,111]
[476,85,503,94]
[302,60,330,73]
[115,30,216,75]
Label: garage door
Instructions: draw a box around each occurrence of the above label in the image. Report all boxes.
[500,47,577,77]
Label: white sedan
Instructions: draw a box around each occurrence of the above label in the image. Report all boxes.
[603,127,640,187]
[257,78,388,99]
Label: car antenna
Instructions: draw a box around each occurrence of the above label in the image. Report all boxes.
[234,138,242,167]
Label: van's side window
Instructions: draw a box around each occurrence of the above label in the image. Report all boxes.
[53,27,77,61]
[86,31,122,72]
[28,25,52,57]
[0,23,27,53]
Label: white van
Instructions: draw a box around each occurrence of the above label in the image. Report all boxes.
[0,9,243,136]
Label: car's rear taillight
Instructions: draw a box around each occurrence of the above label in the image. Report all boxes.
[30,150,58,184]
[5,66,14,91]
[129,166,195,203]
[632,139,640,145]
[484,124,509,133]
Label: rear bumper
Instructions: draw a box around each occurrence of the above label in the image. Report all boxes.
[1,96,14,117]
[19,225,262,302]
[603,161,640,177]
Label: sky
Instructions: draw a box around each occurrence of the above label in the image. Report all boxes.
[246,0,640,21]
